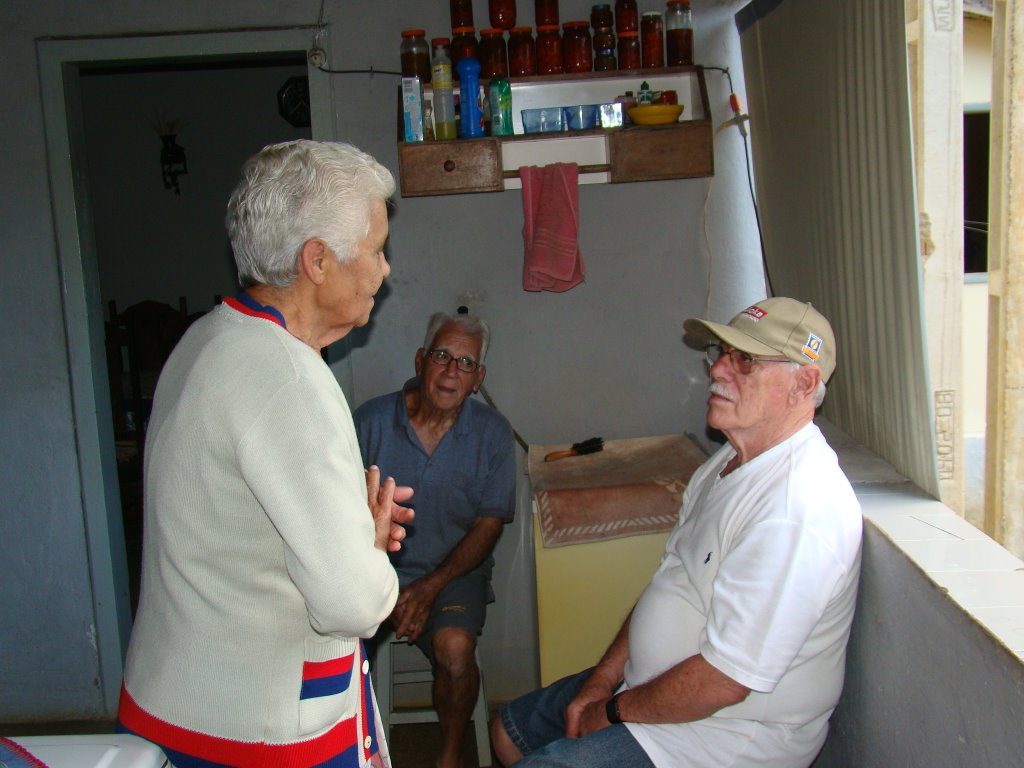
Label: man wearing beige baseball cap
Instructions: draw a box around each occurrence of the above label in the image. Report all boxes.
[491,297,863,768]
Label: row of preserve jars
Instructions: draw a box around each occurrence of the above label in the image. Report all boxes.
[441,22,689,80]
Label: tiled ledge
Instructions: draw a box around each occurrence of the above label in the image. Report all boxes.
[818,419,1024,660]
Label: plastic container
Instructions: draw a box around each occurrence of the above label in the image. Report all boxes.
[614,0,638,33]
[457,57,485,137]
[450,0,474,29]
[617,30,640,69]
[489,0,516,29]
[450,27,478,81]
[509,27,537,76]
[562,20,592,73]
[489,77,513,135]
[536,24,564,75]
[431,38,457,140]
[535,0,560,27]
[521,107,565,133]
[665,0,693,66]
[479,28,509,78]
[400,29,431,83]
[564,103,600,130]
[640,12,664,69]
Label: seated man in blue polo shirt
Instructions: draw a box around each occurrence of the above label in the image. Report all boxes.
[354,311,516,768]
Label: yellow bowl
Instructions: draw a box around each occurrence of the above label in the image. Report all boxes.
[628,104,684,125]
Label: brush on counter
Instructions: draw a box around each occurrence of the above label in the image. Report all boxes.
[543,436,604,462]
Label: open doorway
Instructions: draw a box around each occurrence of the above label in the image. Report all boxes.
[78,57,312,612]
[38,28,334,708]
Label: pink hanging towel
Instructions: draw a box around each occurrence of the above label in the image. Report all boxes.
[520,163,585,292]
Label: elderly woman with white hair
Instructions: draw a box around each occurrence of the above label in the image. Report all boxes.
[117,140,411,768]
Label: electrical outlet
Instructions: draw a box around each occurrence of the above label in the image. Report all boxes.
[308,47,327,68]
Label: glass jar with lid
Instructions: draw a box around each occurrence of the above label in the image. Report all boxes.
[640,11,664,69]
[594,47,616,71]
[535,0,560,27]
[450,0,474,30]
[536,24,564,75]
[614,0,638,34]
[591,3,613,31]
[489,0,516,30]
[509,27,537,77]
[562,20,592,73]
[450,27,479,81]
[400,29,431,83]
[665,0,693,66]
[479,28,509,79]
[617,29,640,69]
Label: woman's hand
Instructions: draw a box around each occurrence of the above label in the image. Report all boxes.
[366,465,414,553]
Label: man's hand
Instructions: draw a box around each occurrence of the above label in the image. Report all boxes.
[564,670,619,738]
[366,465,414,553]
[390,575,442,643]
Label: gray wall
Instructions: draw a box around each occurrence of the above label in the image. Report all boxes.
[0,0,762,721]
[815,522,1024,768]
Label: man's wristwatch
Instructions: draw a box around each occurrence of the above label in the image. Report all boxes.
[605,693,623,724]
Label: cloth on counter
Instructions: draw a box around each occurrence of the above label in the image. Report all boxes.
[527,434,707,547]
[521,163,585,293]
[0,737,48,768]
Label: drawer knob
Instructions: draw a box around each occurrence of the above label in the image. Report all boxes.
[443,159,456,173]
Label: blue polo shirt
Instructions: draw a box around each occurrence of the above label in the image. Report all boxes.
[353,379,516,585]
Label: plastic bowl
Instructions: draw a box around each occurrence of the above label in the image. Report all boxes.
[563,104,600,131]
[521,107,565,134]
[627,104,684,125]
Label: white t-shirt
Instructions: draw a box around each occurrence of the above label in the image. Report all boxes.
[624,422,863,768]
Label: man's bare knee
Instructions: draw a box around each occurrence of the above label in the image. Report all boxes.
[432,627,476,677]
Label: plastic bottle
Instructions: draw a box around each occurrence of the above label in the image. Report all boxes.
[456,57,485,138]
[489,77,513,136]
[431,38,457,140]
[665,0,693,66]
[400,29,431,83]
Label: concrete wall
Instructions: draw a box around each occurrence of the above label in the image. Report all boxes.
[815,520,1024,767]
[0,0,762,720]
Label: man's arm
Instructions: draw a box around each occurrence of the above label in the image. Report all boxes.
[392,515,504,640]
[564,611,632,738]
[574,652,750,737]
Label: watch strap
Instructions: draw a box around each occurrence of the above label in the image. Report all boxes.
[605,693,623,724]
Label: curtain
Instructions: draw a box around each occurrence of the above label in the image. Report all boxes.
[736,0,939,496]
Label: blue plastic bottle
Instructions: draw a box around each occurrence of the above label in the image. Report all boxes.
[456,56,484,138]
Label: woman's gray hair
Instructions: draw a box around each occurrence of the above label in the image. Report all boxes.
[423,312,491,363]
[225,140,395,288]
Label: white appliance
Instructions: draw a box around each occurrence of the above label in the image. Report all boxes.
[7,734,169,768]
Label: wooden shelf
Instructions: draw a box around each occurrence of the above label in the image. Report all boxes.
[397,66,714,197]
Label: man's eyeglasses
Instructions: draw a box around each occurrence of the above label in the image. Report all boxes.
[426,348,480,373]
[705,343,792,375]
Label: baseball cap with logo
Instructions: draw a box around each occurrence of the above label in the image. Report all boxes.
[684,297,836,382]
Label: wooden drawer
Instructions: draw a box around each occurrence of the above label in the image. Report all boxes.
[608,121,714,182]
[398,138,504,196]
